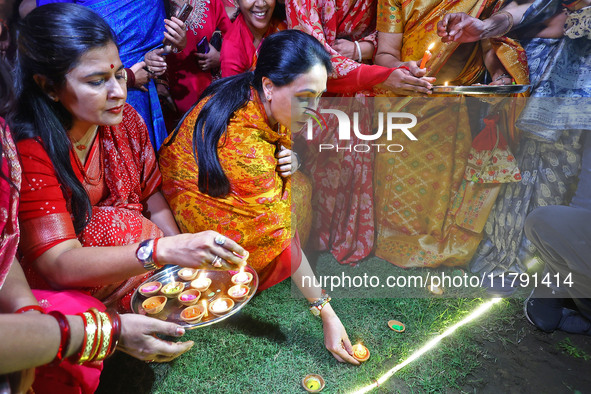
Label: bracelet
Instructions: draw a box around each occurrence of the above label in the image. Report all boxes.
[493,11,514,37]
[124,68,136,89]
[354,41,363,63]
[153,237,162,268]
[15,305,45,314]
[494,73,511,82]
[309,291,331,317]
[73,311,98,364]
[48,311,71,365]
[89,308,112,362]
[107,312,122,357]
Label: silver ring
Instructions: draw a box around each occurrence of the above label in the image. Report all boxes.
[211,255,222,266]
[214,235,226,246]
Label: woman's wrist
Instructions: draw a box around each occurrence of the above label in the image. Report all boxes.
[64,315,84,359]
[482,11,513,39]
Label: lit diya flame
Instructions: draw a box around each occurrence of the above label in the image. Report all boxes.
[232,267,252,285]
[232,287,248,297]
[211,299,229,313]
[420,42,435,69]
[234,267,248,283]
[352,343,370,362]
[444,81,449,87]
[191,274,211,291]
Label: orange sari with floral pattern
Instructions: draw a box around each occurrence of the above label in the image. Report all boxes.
[159,91,293,276]
[373,0,529,268]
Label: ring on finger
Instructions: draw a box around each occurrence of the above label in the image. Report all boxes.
[214,234,226,246]
[211,255,222,267]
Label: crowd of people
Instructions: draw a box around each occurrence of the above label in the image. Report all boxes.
[0,0,589,392]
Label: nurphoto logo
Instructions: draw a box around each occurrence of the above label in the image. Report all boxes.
[304,107,419,152]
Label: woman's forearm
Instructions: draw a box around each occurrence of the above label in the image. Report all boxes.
[291,251,324,303]
[33,240,147,289]
[0,313,84,374]
[144,191,181,236]
[0,261,39,313]
[481,2,533,39]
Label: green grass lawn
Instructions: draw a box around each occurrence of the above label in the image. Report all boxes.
[98,254,524,393]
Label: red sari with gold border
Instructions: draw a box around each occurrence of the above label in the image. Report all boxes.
[17,105,162,309]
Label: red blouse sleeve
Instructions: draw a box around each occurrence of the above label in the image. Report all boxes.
[17,138,77,262]
[220,15,254,77]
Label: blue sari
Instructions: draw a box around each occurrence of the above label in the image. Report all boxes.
[37,0,169,150]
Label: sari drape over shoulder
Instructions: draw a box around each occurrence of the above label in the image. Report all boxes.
[159,91,293,278]
[17,106,162,307]
[373,0,529,268]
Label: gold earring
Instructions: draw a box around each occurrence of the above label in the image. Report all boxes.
[48,95,58,102]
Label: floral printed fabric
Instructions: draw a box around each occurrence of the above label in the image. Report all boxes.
[159,91,292,272]
[565,6,591,39]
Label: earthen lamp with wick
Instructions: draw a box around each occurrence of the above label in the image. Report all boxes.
[352,343,370,362]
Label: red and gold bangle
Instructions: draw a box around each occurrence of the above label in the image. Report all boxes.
[87,309,103,362]
[74,311,98,364]
[89,308,112,362]
[153,237,162,268]
[48,311,71,365]
[15,305,44,314]
[108,312,122,357]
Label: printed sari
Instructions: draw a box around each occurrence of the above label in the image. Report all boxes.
[159,90,300,290]
[0,119,20,288]
[471,0,591,277]
[287,0,403,264]
[373,0,530,268]
[17,106,162,310]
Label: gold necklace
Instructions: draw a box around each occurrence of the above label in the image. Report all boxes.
[70,126,98,151]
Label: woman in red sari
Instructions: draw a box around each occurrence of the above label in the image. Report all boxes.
[13,0,248,324]
[220,0,286,77]
[0,50,192,394]
[144,0,232,131]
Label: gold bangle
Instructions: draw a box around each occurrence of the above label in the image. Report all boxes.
[78,312,98,363]
[90,309,112,362]
[87,309,103,362]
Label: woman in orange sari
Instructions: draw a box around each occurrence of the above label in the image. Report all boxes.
[373,0,529,268]
[160,30,360,365]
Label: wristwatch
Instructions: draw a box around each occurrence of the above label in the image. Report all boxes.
[136,239,159,271]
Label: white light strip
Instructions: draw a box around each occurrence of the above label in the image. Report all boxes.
[351,298,503,394]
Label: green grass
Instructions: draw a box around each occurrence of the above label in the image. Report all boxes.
[557,338,591,361]
[98,254,522,394]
